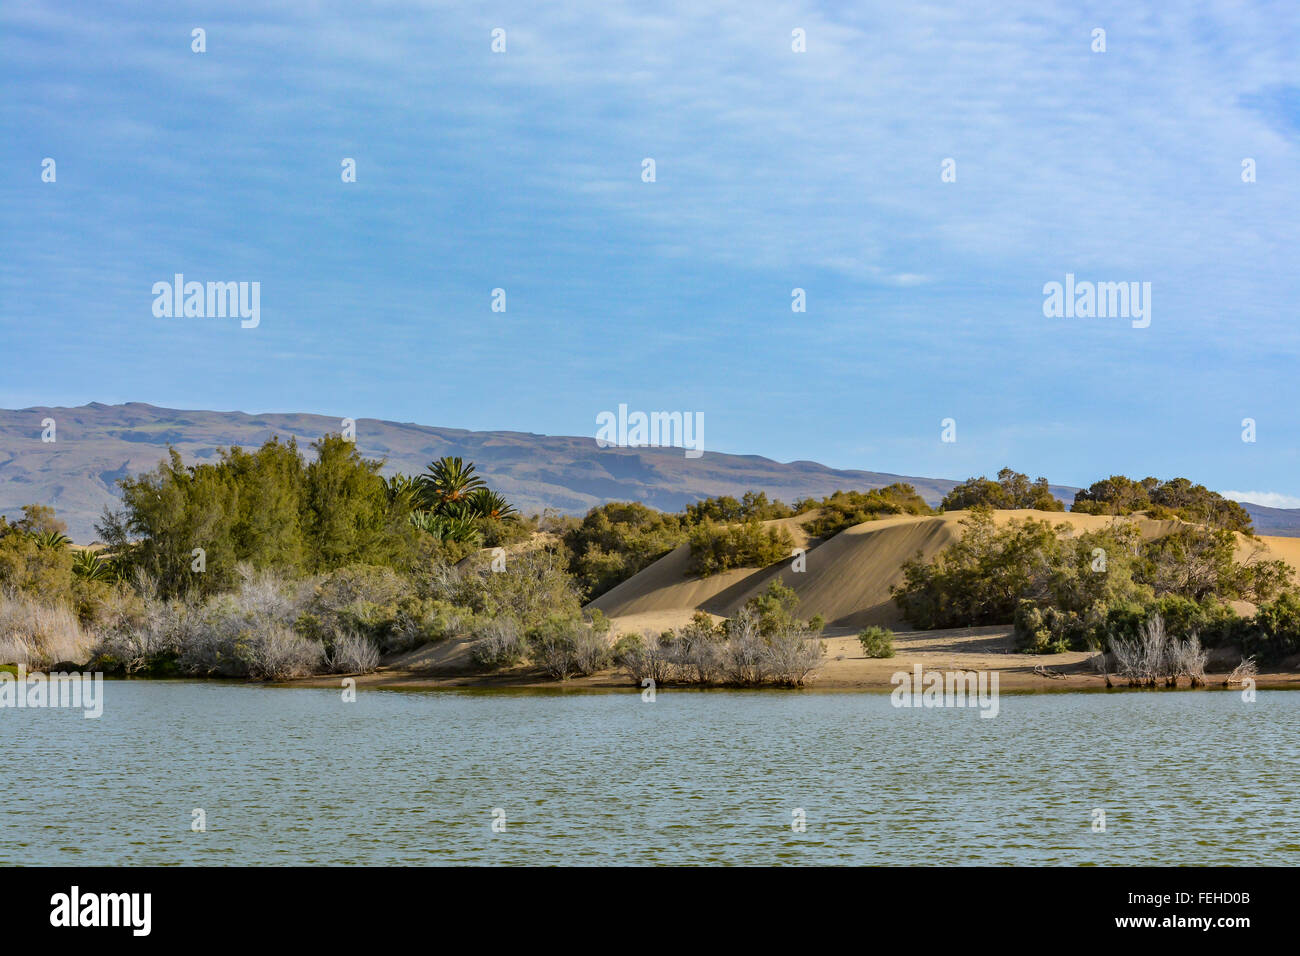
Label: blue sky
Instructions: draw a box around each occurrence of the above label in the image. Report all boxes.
[3,1,1300,503]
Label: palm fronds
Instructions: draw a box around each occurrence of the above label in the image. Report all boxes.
[409,510,482,544]
[465,488,517,520]
[32,530,70,550]
[415,456,487,511]
[405,458,518,543]
[72,549,114,581]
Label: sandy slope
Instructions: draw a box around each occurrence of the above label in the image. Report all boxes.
[590,509,1300,634]
[586,513,817,629]
[1246,532,1300,571]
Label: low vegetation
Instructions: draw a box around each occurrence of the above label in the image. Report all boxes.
[1107,614,1208,687]
[4,443,1296,687]
[685,519,795,576]
[857,625,895,658]
[940,468,1063,512]
[0,443,582,679]
[1070,475,1253,532]
[797,484,933,537]
[614,585,826,686]
[563,502,688,599]
[892,506,1298,662]
[0,590,94,669]
[570,485,935,598]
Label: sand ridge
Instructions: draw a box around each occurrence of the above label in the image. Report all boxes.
[590,509,1300,634]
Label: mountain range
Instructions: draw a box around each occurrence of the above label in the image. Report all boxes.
[2,402,1297,542]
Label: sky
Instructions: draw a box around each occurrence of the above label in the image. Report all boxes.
[2,0,1300,504]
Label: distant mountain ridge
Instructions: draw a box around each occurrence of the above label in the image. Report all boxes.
[1,402,1296,542]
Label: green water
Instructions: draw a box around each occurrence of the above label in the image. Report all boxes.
[3,681,1296,865]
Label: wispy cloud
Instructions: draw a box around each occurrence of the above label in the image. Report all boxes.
[2,0,1298,497]
[1221,490,1300,510]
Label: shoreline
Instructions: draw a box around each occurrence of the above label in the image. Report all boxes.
[285,670,1300,693]
[21,626,1299,693]
[286,625,1300,693]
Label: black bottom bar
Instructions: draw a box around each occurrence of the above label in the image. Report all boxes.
[4,865,1273,942]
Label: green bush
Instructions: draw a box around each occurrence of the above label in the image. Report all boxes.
[940,468,1063,512]
[525,615,610,679]
[892,509,1064,629]
[857,626,895,658]
[564,502,687,599]
[1243,592,1300,664]
[684,491,793,524]
[726,582,816,637]
[610,632,645,660]
[1013,600,1087,653]
[1139,526,1288,603]
[686,519,794,576]
[0,506,76,604]
[1071,475,1253,532]
[899,508,1280,654]
[469,618,528,669]
[797,484,933,537]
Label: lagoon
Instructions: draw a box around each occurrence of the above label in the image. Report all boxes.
[3,682,1297,865]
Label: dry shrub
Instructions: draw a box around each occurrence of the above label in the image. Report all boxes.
[760,625,827,686]
[662,614,727,682]
[177,567,314,677]
[92,587,188,674]
[569,628,612,676]
[529,622,610,680]
[615,632,675,685]
[327,632,380,674]
[621,610,825,687]
[0,591,96,666]
[1225,656,1258,686]
[469,617,528,669]
[721,620,769,685]
[1172,632,1208,687]
[1110,614,1210,688]
[242,625,324,681]
[719,609,824,686]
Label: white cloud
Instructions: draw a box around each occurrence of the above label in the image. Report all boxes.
[1220,490,1300,510]
[12,0,1299,303]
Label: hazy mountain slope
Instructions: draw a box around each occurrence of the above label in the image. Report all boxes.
[0,402,968,542]
[0,402,1292,541]
[1232,502,1300,536]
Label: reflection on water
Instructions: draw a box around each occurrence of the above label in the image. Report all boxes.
[3,681,1296,865]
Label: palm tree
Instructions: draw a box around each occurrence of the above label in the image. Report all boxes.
[437,498,477,521]
[72,549,113,581]
[416,456,486,512]
[384,473,419,509]
[32,530,70,550]
[409,509,481,544]
[465,488,517,521]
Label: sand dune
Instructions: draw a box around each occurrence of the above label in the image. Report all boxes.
[590,509,1300,633]
[586,514,817,630]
